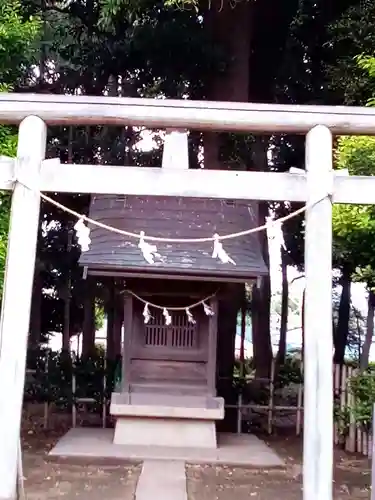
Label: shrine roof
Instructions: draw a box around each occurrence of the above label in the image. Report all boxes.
[79,194,268,281]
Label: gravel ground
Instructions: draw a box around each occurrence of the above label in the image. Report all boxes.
[23,456,141,500]
[20,404,372,500]
[186,436,371,500]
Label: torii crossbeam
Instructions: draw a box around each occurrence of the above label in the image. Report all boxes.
[0,94,373,500]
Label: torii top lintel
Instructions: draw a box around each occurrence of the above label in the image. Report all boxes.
[0,93,374,134]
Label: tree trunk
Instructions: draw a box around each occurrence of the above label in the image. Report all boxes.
[203,1,252,170]
[276,247,288,364]
[82,279,96,358]
[113,294,123,358]
[62,281,71,352]
[360,291,375,372]
[251,139,273,377]
[200,4,253,431]
[333,269,351,365]
[216,284,243,432]
[29,271,42,347]
[252,278,273,378]
[62,231,73,352]
[106,280,116,360]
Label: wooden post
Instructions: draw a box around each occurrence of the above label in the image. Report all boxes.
[236,392,242,434]
[333,364,340,444]
[207,297,218,396]
[62,229,73,352]
[43,351,50,430]
[240,299,246,373]
[346,366,356,452]
[82,278,95,358]
[122,295,133,394]
[296,378,303,436]
[106,283,115,360]
[237,299,246,435]
[113,293,123,358]
[268,359,275,435]
[303,125,333,500]
[0,116,46,500]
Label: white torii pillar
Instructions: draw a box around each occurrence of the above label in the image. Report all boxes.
[304,125,333,500]
[0,116,46,500]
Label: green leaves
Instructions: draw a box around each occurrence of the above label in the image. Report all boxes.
[333,136,375,286]
[330,49,375,287]
[356,55,375,79]
[326,0,375,105]
[0,0,40,85]
[0,128,15,295]
[335,135,375,175]
[98,0,199,27]
[0,0,41,296]
[347,371,375,430]
[355,55,375,107]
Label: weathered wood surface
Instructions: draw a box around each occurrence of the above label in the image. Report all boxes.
[126,304,211,393]
[79,194,266,280]
[207,297,219,395]
[130,359,207,383]
[123,278,221,296]
[122,296,133,393]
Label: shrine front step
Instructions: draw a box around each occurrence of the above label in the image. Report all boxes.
[110,391,224,449]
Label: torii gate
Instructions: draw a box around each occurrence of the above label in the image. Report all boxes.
[0,94,375,500]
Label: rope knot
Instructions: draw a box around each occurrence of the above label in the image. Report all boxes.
[138,231,160,264]
[163,308,172,325]
[186,308,196,324]
[74,218,91,252]
[212,233,236,265]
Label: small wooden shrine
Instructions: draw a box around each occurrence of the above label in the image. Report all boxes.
[79,191,267,448]
[77,130,265,448]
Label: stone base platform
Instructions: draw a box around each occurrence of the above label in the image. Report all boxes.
[49,428,285,468]
[113,417,218,448]
[110,392,224,448]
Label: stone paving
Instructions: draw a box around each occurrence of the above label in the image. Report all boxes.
[50,428,285,467]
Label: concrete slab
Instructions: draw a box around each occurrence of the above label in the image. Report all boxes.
[136,460,187,500]
[49,428,285,468]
